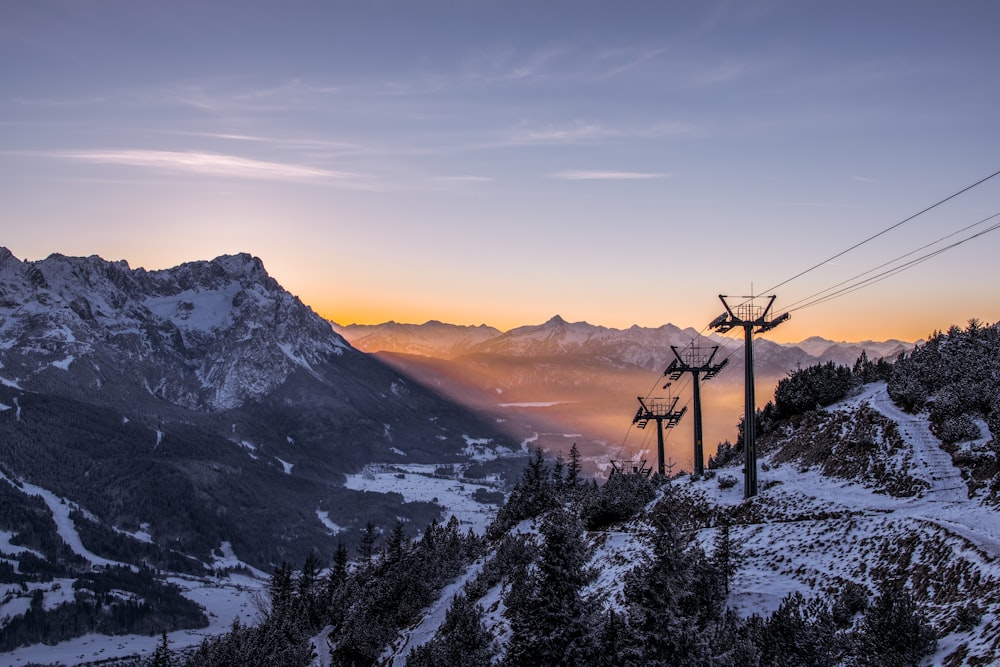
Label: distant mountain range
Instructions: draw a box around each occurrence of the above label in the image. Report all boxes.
[333,316,914,468]
[335,315,911,369]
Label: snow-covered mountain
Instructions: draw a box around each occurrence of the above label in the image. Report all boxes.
[0,248,517,572]
[335,315,910,374]
[0,248,349,410]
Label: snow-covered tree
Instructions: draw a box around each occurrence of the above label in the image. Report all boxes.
[504,508,597,666]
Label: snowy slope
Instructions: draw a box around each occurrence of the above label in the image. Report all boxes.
[369,381,1000,665]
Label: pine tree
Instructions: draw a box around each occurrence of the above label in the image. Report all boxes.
[712,513,739,595]
[852,583,936,666]
[566,443,583,489]
[358,521,378,565]
[296,552,322,630]
[594,609,638,666]
[384,519,407,563]
[268,562,295,623]
[504,508,597,666]
[406,593,495,667]
[622,493,719,665]
[151,631,173,667]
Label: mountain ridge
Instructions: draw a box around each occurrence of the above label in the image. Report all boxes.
[0,247,518,573]
[334,316,912,368]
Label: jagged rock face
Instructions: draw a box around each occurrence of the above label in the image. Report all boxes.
[0,248,349,410]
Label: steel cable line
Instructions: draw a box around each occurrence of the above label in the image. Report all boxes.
[762,168,1000,295]
[781,210,1000,313]
[788,216,1000,313]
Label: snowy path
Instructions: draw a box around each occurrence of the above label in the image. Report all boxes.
[0,471,135,570]
[379,557,488,666]
[802,382,1000,562]
[863,384,968,503]
[853,384,1000,559]
[709,380,1000,623]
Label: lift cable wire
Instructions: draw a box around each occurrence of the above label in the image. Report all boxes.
[781,209,1000,313]
[787,214,1000,313]
[761,167,1000,295]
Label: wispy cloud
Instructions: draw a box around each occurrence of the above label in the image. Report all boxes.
[433,175,493,183]
[548,170,671,181]
[516,122,608,144]
[473,119,694,150]
[36,149,363,183]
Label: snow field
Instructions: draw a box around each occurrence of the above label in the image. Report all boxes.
[343,463,505,534]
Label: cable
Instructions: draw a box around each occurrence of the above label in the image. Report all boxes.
[788,215,1000,313]
[762,168,1000,294]
[781,210,1000,312]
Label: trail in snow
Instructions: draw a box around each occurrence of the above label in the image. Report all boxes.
[744,382,1000,563]
[0,471,135,571]
[381,558,488,666]
[854,383,1000,559]
[862,384,967,502]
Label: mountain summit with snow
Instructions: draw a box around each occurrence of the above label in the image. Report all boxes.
[0,247,350,410]
[0,248,515,572]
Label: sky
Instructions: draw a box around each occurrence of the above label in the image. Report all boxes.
[2,0,999,343]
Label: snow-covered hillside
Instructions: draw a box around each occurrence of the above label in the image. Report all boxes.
[364,381,1000,666]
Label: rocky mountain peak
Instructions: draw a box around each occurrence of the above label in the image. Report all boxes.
[0,249,350,410]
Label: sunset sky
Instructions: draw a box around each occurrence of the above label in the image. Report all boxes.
[3,0,998,343]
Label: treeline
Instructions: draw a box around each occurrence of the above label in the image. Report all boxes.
[887,320,1000,443]
[489,444,655,536]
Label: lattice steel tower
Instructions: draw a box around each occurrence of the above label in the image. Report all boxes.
[632,393,687,476]
[664,344,728,477]
[709,294,789,498]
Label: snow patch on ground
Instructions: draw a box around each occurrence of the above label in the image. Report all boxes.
[276,457,294,474]
[316,510,345,535]
[461,434,522,462]
[0,530,44,559]
[381,558,488,665]
[0,471,135,571]
[0,578,77,623]
[0,376,22,389]
[343,464,503,533]
[278,342,314,371]
[144,285,240,332]
[113,524,154,544]
[51,355,74,370]
[0,571,268,666]
[211,542,269,579]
